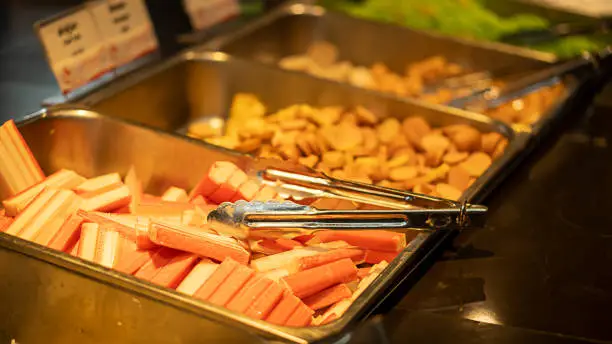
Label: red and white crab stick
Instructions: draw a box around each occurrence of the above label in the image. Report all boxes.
[0,120,45,197]
[0,120,419,328]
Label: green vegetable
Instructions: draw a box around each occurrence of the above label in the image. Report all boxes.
[319,0,607,57]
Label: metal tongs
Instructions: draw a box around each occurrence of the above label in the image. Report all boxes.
[206,162,487,239]
[243,158,464,210]
[207,200,487,239]
[446,48,612,112]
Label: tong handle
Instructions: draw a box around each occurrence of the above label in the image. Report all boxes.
[263,169,458,209]
[447,52,600,111]
[244,206,487,231]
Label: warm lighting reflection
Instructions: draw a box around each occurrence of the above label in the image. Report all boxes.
[463,306,501,325]
[289,3,307,14]
[206,51,230,62]
[512,99,525,111]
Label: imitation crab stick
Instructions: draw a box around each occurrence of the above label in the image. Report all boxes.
[315,262,390,326]
[2,169,85,216]
[0,162,15,199]
[131,201,195,217]
[259,268,290,283]
[176,259,219,295]
[290,248,365,273]
[0,142,26,196]
[364,249,400,264]
[150,253,199,288]
[282,258,358,299]
[315,300,348,326]
[0,215,13,232]
[4,189,58,236]
[190,195,207,206]
[1,120,44,180]
[79,184,131,212]
[135,247,180,281]
[74,173,122,194]
[208,263,254,306]
[18,190,77,242]
[181,208,210,227]
[114,243,158,275]
[124,167,142,213]
[231,180,260,202]
[0,141,34,197]
[292,234,314,244]
[313,230,407,252]
[149,221,250,265]
[189,161,239,201]
[354,261,388,298]
[307,239,352,248]
[252,239,289,255]
[209,168,248,204]
[77,211,138,235]
[302,284,352,311]
[78,223,100,262]
[161,187,189,203]
[244,281,285,320]
[95,229,122,268]
[250,247,327,272]
[33,193,81,246]
[194,258,240,301]
[275,238,303,250]
[285,303,314,327]
[48,213,85,251]
[68,240,80,256]
[226,276,272,314]
[265,293,302,325]
[357,267,371,279]
[0,120,44,194]
[76,211,157,249]
[252,185,277,202]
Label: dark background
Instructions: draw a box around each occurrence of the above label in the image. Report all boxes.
[0,1,611,343]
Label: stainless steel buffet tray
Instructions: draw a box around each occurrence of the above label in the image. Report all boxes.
[198,1,581,135]
[69,51,527,203]
[0,109,447,344]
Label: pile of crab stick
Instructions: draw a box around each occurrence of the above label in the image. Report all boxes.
[0,119,414,327]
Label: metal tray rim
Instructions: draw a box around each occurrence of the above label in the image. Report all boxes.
[0,109,458,343]
[68,50,526,205]
[201,1,559,63]
[199,1,580,137]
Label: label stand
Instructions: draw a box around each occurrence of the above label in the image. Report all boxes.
[35,0,160,100]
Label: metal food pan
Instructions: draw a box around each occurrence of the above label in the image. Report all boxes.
[198,1,581,135]
[1,108,449,344]
[69,51,527,203]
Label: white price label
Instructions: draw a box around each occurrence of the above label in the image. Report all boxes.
[89,0,158,67]
[183,0,241,31]
[37,8,112,93]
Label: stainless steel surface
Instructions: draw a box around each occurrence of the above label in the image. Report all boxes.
[448,53,599,111]
[259,167,463,210]
[197,2,581,134]
[73,52,511,133]
[204,2,555,69]
[208,200,487,235]
[0,234,264,344]
[67,52,526,204]
[0,109,451,343]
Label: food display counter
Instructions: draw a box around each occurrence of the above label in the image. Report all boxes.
[0,1,611,343]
